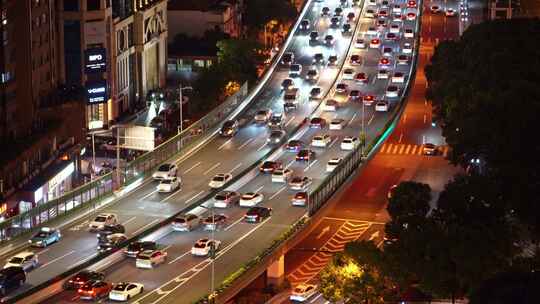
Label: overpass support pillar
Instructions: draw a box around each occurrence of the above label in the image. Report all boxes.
[267,254,285,286]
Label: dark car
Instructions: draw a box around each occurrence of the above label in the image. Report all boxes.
[96,223,125,239]
[97,233,128,253]
[259,161,283,173]
[219,120,238,137]
[281,52,294,65]
[328,55,338,65]
[312,53,324,65]
[0,267,26,296]
[124,241,157,258]
[330,17,340,27]
[244,207,272,223]
[349,54,361,65]
[286,140,305,152]
[299,19,310,30]
[296,149,316,162]
[309,117,327,128]
[342,23,352,34]
[78,280,112,300]
[281,78,294,90]
[64,270,105,290]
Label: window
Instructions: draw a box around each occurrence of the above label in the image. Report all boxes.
[63,0,78,11]
[127,23,133,47]
[87,0,100,11]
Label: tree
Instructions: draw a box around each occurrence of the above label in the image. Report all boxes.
[319,249,391,304]
[243,0,297,35]
[424,18,540,237]
[216,38,264,84]
[469,270,540,304]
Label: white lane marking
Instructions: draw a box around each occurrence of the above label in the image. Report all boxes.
[183,162,201,174]
[133,217,272,304]
[168,250,191,265]
[224,216,245,231]
[238,138,254,150]
[70,255,95,268]
[367,113,375,125]
[256,143,267,152]
[349,112,358,125]
[328,137,339,148]
[230,163,243,173]
[217,138,233,150]
[131,219,160,236]
[40,250,76,268]
[140,189,158,201]
[254,185,264,193]
[285,116,296,127]
[185,190,205,205]
[162,245,172,252]
[310,293,324,303]
[304,159,319,172]
[203,162,221,175]
[38,248,50,255]
[269,186,287,200]
[285,160,295,169]
[161,189,182,202]
[122,216,137,226]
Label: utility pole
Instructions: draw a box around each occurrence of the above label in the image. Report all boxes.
[177,85,193,135]
[116,127,121,188]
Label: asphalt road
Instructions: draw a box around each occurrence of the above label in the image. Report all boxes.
[5,0,419,303]
[273,1,465,303]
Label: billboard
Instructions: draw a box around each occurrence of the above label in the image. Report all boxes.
[85,48,107,73]
[119,126,155,151]
[86,80,108,104]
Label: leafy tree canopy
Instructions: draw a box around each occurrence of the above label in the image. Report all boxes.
[424,18,540,237]
[243,0,297,33]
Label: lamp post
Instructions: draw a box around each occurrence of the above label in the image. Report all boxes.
[178,85,193,135]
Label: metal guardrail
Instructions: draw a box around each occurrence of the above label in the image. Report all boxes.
[0,83,248,245]
[193,1,425,302]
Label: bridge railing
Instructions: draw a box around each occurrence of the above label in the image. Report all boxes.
[194,1,424,302]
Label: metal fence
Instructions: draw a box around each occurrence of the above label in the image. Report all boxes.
[0,83,248,244]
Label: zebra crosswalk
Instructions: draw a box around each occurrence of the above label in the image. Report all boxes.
[287,221,372,285]
[379,143,449,156]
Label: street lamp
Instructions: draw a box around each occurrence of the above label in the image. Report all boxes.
[178,85,193,135]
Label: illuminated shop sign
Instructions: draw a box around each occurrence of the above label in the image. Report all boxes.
[85,48,107,73]
[86,80,108,104]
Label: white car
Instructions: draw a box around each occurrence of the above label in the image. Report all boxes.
[343,68,355,80]
[152,163,177,180]
[213,191,240,208]
[156,177,181,193]
[290,284,318,302]
[4,251,38,271]
[375,101,389,112]
[326,158,342,172]
[392,72,405,83]
[354,38,366,48]
[369,38,380,49]
[109,282,144,302]
[239,192,264,207]
[254,109,272,123]
[191,239,221,257]
[341,137,359,150]
[377,69,389,79]
[365,8,376,18]
[329,118,346,130]
[311,134,331,147]
[402,42,413,54]
[89,213,118,231]
[209,173,232,189]
[386,85,399,98]
[446,8,457,17]
[323,99,339,112]
[404,28,414,38]
[272,168,292,183]
[366,26,378,36]
[431,5,442,13]
[135,249,167,269]
[392,4,402,13]
[389,24,400,33]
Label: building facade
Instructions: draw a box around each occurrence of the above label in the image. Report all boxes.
[167,0,242,41]
[58,0,168,131]
[0,0,86,219]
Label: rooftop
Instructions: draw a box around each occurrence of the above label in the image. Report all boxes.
[168,0,236,12]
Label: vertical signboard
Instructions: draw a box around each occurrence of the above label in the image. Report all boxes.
[86,80,108,104]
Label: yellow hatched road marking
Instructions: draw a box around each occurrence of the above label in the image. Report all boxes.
[411,145,418,154]
[398,145,405,154]
[392,144,400,154]
[418,145,424,155]
[380,144,387,153]
[405,144,411,154]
